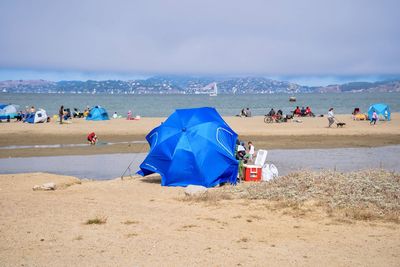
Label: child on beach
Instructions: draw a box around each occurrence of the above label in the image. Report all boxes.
[248,141,255,162]
[87,132,98,145]
[370,111,378,125]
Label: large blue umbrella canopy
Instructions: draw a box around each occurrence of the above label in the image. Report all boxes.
[137,107,238,187]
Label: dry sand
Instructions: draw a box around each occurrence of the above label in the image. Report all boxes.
[0,113,399,157]
[1,173,399,266]
[1,114,399,266]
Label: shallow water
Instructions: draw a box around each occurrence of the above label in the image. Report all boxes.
[0,146,399,180]
[2,92,400,117]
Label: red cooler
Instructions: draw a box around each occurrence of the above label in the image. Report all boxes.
[244,165,262,181]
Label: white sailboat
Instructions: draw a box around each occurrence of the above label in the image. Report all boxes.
[209,82,217,96]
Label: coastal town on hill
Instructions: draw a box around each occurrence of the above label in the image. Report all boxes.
[1,76,400,94]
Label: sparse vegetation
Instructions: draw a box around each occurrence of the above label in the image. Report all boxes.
[180,191,232,204]
[122,220,139,225]
[182,170,399,223]
[73,235,83,241]
[224,169,400,222]
[85,216,107,225]
[126,233,138,238]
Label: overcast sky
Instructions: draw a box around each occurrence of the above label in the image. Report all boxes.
[0,0,399,84]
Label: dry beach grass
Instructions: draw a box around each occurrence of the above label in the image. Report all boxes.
[216,170,400,223]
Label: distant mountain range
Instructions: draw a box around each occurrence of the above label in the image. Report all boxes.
[1,76,399,94]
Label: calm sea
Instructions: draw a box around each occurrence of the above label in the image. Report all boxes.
[1,92,399,117]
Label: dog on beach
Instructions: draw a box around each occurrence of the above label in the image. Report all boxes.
[336,122,346,128]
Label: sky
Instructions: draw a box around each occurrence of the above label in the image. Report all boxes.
[0,0,399,86]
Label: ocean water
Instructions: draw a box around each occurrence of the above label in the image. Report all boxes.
[1,92,399,117]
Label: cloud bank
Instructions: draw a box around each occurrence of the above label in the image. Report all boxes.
[0,0,399,76]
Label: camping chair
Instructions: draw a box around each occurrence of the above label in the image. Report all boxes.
[352,108,360,115]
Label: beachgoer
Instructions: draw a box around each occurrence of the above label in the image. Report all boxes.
[268,108,275,116]
[370,111,378,125]
[293,106,301,116]
[127,110,132,120]
[87,132,98,145]
[113,112,118,119]
[59,105,64,124]
[30,106,36,113]
[246,108,252,117]
[301,107,306,116]
[83,108,89,117]
[248,141,255,162]
[240,108,247,117]
[327,108,335,127]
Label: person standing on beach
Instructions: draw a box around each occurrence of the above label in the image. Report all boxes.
[327,108,335,127]
[59,105,64,124]
[370,111,378,125]
[248,141,255,162]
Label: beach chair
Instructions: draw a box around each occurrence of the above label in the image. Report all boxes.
[242,150,268,181]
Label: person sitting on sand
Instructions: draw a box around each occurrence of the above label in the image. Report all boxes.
[293,106,301,116]
[87,132,98,145]
[267,108,276,116]
[240,108,247,117]
[305,106,315,117]
[245,108,252,117]
[301,107,306,116]
[83,108,89,117]
[113,112,118,119]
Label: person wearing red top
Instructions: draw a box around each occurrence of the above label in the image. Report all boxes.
[293,106,301,116]
[87,132,97,145]
[305,106,311,116]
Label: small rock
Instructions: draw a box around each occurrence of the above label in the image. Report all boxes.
[184,185,207,196]
[33,182,56,191]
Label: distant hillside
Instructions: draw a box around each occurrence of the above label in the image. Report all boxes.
[1,77,399,94]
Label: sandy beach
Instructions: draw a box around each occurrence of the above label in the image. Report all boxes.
[0,172,399,266]
[1,113,399,266]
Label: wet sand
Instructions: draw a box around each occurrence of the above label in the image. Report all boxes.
[0,114,399,158]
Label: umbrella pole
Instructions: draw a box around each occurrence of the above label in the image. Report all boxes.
[120,142,148,180]
[120,161,134,180]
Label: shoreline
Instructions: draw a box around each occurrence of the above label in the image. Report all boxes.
[0,114,399,158]
[1,134,399,158]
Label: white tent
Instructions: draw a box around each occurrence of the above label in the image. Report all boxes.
[26,109,48,123]
[0,104,18,119]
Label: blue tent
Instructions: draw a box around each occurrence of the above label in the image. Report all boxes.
[137,107,238,187]
[86,106,109,121]
[368,103,390,121]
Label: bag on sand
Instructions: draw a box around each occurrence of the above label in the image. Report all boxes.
[262,164,279,181]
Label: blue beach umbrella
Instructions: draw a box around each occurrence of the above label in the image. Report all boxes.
[137,107,238,187]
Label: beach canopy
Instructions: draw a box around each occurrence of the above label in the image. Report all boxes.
[137,107,238,187]
[368,103,390,121]
[0,104,18,120]
[25,109,48,123]
[86,106,109,121]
